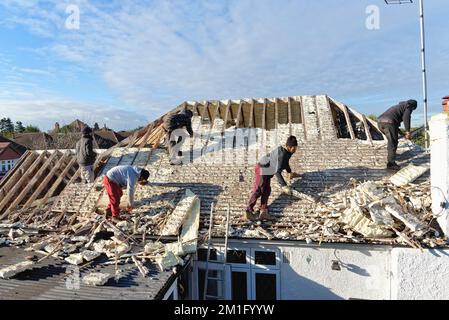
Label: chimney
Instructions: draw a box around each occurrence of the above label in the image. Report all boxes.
[443,95,449,114]
[430,108,449,237]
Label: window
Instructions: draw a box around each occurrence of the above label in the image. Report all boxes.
[254,273,278,300]
[226,250,247,264]
[197,248,217,261]
[231,271,249,300]
[254,251,276,265]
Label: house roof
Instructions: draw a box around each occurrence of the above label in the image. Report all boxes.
[0,246,182,300]
[0,94,441,295]
[12,132,53,150]
[0,142,22,161]
[0,135,28,155]
[7,94,437,247]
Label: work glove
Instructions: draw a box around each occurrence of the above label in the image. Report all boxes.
[289,172,300,180]
[282,186,293,195]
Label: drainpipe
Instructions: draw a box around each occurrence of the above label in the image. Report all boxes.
[429,98,449,236]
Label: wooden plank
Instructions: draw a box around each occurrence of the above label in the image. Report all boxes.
[262,99,267,130]
[0,152,37,199]
[249,100,255,128]
[223,100,232,130]
[362,115,373,142]
[211,101,220,126]
[236,101,244,128]
[137,123,155,148]
[37,157,78,207]
[0,151,31,189]
[288,97,293,135]
[275,98,279,129]
[0,151,48,214]
[22,152,72,210]
[336,102,356,140]
[1,151,60,217]
[299,97,307,140]
[204,101,211,122]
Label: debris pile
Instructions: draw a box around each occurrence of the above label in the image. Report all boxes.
[221,177,444,248]
[0,188,201,284]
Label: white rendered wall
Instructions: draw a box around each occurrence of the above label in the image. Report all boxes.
[391,248,449,300]
[280,244,391,300]
[429,113,449,236]
[203,240,449,300]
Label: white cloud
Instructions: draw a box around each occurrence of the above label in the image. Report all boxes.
[0,98,147,131]
[0,0,448,124]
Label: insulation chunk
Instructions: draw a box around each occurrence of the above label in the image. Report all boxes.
[0,261,35,279]
[82,272,111,286]
[389,164,429,186]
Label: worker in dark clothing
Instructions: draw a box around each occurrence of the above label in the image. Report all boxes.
[246,136,300,221]
[163,110,194,165]
[377,99,417,170]
[75,126,97,183]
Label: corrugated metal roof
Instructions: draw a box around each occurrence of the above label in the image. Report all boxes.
[0,246,178,300]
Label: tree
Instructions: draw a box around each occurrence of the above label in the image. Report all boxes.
[93,122,100,131]
[24,125,41,133]
[15,121,25,133]
[367,114,378,121]
[0,118,14,135]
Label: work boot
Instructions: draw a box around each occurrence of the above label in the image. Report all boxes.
[244,209,257,222]
[386,162,401,171]
[105,207,112,218]
[259,209,274,221]
[108,215,123,223]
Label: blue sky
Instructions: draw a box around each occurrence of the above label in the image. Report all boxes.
[0,0,448,131]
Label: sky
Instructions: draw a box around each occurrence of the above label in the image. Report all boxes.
[0,0,447,131]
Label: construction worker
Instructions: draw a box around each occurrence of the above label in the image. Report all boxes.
[163,109,194,165]
[75,126,96,183]
[245,135,300,221]
[377,99,417,170]
[103,165,150,221]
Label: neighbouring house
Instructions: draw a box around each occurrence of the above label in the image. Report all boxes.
[0,95,446,300]
[12,120,126,150]
[0,136,27,180]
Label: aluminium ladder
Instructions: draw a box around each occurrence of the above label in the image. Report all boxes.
[202,203,231,300]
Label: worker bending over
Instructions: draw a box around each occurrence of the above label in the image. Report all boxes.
[103,165,149,221]
[246,135,300,221]
[377,99,417,170]
[163,109,194,165]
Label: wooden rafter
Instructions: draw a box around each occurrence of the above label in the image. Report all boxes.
[21,152,72,210]
[0,152,38,199]
[236,101,243,128]
[0,151,48,215]
[0,151,31,189]
[299,97,307,140]
[204,101,211,122]
[223,100,231,129]
[275,98,279,129]
[262,99,267,130]
[37,157,78,208]
[362,115,373,143]
[249,100,255,128]
[333,102,356,140]
[288,97,293,135]
[3,151,61,215]
[211,101,220,127]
